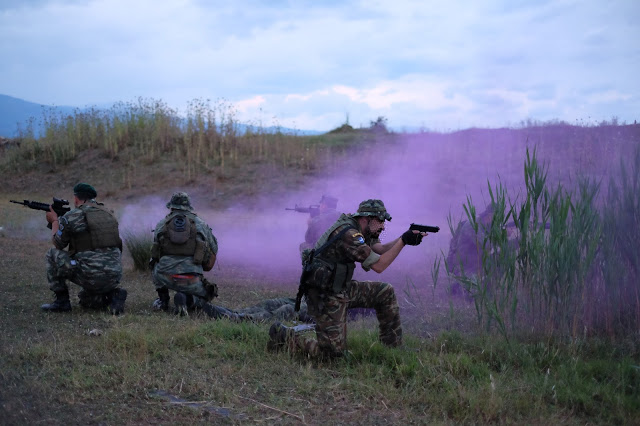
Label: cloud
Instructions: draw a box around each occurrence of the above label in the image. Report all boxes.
[586,90,633,104]
[235,95,267,113]
[0,0,638,130]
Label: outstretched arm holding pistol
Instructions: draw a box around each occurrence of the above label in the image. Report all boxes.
[367,221,438,273]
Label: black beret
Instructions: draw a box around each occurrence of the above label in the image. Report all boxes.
[73,182,97,199]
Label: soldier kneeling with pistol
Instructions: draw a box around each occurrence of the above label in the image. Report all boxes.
[269,199,428,358]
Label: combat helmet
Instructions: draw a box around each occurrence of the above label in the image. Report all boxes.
[478,203,495,223]
[319,194,338,209]
[353,199,392,221]
[166,192,193,211]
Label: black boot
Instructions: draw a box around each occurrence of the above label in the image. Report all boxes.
[78,290,110,309]
[152,288,170,312]
[109,288,127,316]
[174,292,188,317]
[267,321,288,351]
[267,322,315,351]
[41,291,72,312]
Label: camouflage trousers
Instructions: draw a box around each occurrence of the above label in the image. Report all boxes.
[287,280,402,357]
[152,270,218,301]
[46,248,121,294]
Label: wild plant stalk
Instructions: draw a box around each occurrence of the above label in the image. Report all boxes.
[437,147,621,340]
[123,229,154,271]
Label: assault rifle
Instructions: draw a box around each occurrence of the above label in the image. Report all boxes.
[286,204,320,218]
[410,223,440,233]
[10,197,71,229]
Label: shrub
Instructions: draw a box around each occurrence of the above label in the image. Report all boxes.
[437,146,639,341]
[123,229,154,271]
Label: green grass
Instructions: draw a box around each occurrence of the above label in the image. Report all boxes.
[1,110,639,423]
[0,236,638,424]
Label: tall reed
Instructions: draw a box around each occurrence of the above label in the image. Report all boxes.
[437,147,638,341]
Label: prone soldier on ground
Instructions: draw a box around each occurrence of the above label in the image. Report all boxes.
[173,294,313,323]
[40,183,126,314]
[269,199,429,358]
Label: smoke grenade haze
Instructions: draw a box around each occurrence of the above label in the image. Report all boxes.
[118,125,639,298]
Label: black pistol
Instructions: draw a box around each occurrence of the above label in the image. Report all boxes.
[409,223,440,233]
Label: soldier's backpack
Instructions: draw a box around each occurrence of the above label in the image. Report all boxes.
[157,213,205,262]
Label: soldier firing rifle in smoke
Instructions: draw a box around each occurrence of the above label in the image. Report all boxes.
[10,198,71,229]
[285,204,320,218]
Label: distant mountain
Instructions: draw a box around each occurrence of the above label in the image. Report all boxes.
[0,94,323,138]
[0,94,78,137]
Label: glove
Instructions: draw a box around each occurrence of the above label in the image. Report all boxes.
[401,229,423,246]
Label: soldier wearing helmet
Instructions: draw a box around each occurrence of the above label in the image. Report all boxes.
[268,199,428,357]
[446,204,495,297]
[151,192,314,323]
[150,192,221,315]
[299,194,341,254]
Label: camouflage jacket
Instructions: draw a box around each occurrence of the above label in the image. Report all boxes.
[304,209,341,246]
[315,214,381,272]
[153,211,218,276]
[53,201,122,272]
[446,220,484,275]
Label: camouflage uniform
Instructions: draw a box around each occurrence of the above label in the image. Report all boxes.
[299,195,341,254]
[151,198,219,302]
[445,206,494,296]
[299,209,341,253]
[446,220,483,278]
[237,298,311,322]
[284,201,403,358]
[47,200,123,305]
[172,291,313,322]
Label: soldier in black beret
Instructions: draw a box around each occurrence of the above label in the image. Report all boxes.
[42,183,126,315]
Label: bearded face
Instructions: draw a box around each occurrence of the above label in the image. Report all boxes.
[366,217,385,239]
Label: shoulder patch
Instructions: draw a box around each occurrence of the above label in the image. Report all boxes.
[352,232,365,245]
[58,216,68,231]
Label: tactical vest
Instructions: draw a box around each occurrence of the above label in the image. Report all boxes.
[309,214,358,293]
[155,211,205,262]
[70,204,122,255]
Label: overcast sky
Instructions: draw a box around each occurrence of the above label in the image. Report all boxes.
[1,0,638,131]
